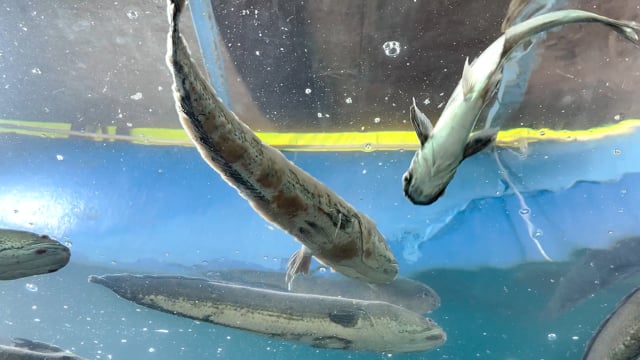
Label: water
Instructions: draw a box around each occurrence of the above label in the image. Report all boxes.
[0,260,633,359]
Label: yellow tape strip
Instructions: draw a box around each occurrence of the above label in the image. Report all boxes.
[1,118,639,151]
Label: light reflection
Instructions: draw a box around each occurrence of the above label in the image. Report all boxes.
[0,187,84,237]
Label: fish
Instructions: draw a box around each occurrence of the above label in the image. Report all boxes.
[582,287,640,360]
[89,273,446,353]
[402,10,640,205]
[0,337,86,360]
[205,269,440,314]
[165,0,397,285]
[544,237,640,318]
[0,229,70,280]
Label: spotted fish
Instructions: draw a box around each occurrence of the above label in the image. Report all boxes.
[0,229,70,280]
[402,10,640,205]
[165,0,397,284]
[90,273,446,353]
[583,287,640,360]
[0,337,86,359]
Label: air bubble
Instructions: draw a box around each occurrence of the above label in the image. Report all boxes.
[547,333,557,341]
[613,148,622,156]
[519,208,530,215]
[382,41,401,57]
[373,117,381,124]
[126,10,139,20]
[305,88,312,94]
[345,97,352,104]
[25,283,38,292]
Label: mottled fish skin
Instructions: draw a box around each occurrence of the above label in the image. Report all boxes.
[206,269,440,314]
[582,287,640,360]
[402,10,640,205]
[0,229,70,280]
[544,237,640,318]
[89,273,446,353]
[165,0,397,284]
[0,338,86,360]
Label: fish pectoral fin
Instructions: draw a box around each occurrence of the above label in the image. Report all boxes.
[285,247,312,290]
[410,97,434,145]
[461,57,476,98]
[463,127,499,159]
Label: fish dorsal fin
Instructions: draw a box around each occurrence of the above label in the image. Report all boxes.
[461,57,475,98]
[463,127,499,159]
[410,97,434,145]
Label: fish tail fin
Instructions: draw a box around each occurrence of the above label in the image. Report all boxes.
[610,20,640,46]
[285,248,312,290]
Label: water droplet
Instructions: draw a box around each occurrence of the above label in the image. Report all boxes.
[56,154,64,161]
[130,92,143,100]
[63,240,72,248]
[373,117,381,124]
[547,333,557,341]
[362,169,367,174]
[345,97,352,104]
[25,283,38,292]
[533,229,543,238]
[382,41,401,57]
[126,10,139,20]
[519,208,530,215]
[571,336,579,341]
[613,148,622,155]
[305,88,312,94]
[317,112,323,118]
[255,50,260,56]
[201,260,209,265]
[148,347,155,353]
[31,67,42,75]
[613,113,622,121]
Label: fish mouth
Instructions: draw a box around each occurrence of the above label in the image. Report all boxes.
[403,187,447,205]
[403,189,443,206]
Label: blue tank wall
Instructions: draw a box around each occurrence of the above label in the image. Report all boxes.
[0,129,638,276]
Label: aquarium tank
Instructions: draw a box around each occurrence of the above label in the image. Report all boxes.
[1,0,639,359]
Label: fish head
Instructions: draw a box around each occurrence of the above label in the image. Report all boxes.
[0,231,71,280]
[402,142,455,206]
[378,307,447,353]
[403,99,457,206]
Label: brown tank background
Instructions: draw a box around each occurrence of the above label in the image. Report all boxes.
[0,0,638,134]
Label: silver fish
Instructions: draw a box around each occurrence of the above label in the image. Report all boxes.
[0,229,70,280]
[0,337,86,360]
[582,287,640,360]
[89,273,446,353]
[205,269,440,314]
[402,10,640,205]
[165,0,397,284]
